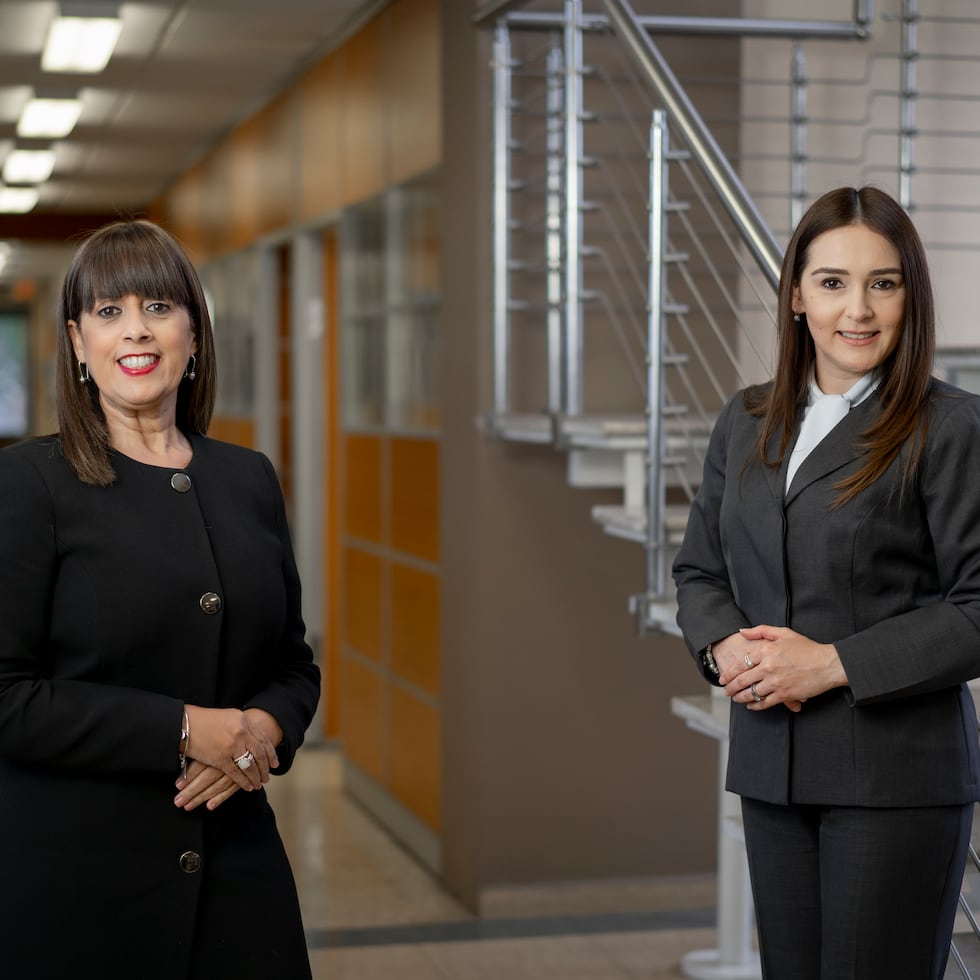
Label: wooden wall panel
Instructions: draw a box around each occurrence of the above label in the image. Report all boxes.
[390,562,440,696]
[161,165,207,263]
[342,657,384,783]
[224,121,264,250]
[341,18,386,204]
[255,92,297,235]
[208,416,255,448]
[322,228,342,737]
[389,685,441,831]
[344,434,383,543]
[152,0,442,260]
[342,547,383,662]
[390,437,439,562]
[387,0,441,184]
[299,53,343,221]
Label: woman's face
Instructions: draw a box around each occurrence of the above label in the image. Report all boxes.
[68,293,197,426]
[792,223,906,394]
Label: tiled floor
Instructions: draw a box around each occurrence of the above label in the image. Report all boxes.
[268,745,980,980]
[268,745,725,979]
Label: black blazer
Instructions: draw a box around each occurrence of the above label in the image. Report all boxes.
[674,379,980,808]
[0,434,320,978]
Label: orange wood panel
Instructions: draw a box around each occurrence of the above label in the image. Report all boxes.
[342,546,383,662]
[344,434,383,543]
[342,656,384,784]
[208,415,256,448]
[341,17,385,203]
[276,244,293,506]
[298,53,343,221]
[322,227,341,737]
[390,562,440,697]
[386,0,442,185]
[389,685,441,831]
[223,120,264,250]
[161,165,207,263]
[255,91,297,234]
[390,437,439,562]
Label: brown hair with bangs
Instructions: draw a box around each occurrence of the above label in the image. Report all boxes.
[56,219,216,486]
[745,185,934,506]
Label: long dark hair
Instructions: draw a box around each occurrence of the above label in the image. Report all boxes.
[56,219,216,486]
[745,186,934,505]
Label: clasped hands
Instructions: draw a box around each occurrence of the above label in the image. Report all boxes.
[174,705,283,812]
[714,625,847,713]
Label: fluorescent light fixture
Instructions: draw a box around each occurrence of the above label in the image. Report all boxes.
[17,97,83,139]
[42,4,122,74]
[3,149,56,184]
[0,188,40,214]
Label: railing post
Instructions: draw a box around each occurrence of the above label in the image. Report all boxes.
[545,40,564,415]
[789,43,807,230]
[898,0,918,211]
[646,110,668,600]
[492,23,512,417]
[563,0,584,416]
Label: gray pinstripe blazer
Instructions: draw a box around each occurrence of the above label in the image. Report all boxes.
[674,378,980,807]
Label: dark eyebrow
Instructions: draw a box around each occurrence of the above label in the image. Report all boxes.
[809,266,903,278]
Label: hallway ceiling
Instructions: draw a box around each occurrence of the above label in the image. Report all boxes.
[0,0,380,284]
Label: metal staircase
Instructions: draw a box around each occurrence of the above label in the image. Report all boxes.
[475,1,980,976]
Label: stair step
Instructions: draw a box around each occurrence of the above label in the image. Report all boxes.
[630,596,682,637]
[482,412,553,443]
[590,503,689,546]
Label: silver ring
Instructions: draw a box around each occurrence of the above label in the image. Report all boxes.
[750,683,763,703]
[744,655,754,668]
[234,750,255,771]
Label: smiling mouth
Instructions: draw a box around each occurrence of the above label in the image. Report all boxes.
[118,354,160,370]
[839,330,879,340]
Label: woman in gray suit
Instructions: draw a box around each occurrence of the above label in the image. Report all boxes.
[0,220,320,977]
[674,186,980,979]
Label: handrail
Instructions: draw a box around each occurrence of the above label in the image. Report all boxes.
[502,12,870,40]
[600,0,782,291]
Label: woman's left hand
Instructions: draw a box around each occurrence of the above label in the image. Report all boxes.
[722,624,848,711]
[174,760,239,811]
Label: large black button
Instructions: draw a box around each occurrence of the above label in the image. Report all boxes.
[199,592,222,614]
[179,850,202,873]
[171,473,192,493]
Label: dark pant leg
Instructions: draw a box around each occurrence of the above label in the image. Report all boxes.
[742,797,973,980]
[741,796,823,980]
[818,802,973,980]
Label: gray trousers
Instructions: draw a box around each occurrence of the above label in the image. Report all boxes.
[741,796,973,980]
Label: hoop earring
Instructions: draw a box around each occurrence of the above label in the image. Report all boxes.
[184,355,197,381]
[78,362,90,383]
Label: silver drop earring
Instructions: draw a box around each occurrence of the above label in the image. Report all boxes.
[793,313,801,323]
[184,355,197,381]
[78,362,90,383]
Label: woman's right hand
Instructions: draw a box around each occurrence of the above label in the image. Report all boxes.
[713,632,805,713]
[182,705,278,793]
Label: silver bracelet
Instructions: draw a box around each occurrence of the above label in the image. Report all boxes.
[703,642,720,677]
[179,710,190,780]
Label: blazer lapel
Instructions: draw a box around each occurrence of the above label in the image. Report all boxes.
[784,393,880,505]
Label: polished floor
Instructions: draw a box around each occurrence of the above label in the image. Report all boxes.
[268,745,980,980]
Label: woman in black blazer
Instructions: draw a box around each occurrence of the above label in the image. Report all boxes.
[0,220,320,978]
[674,186,980,979]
